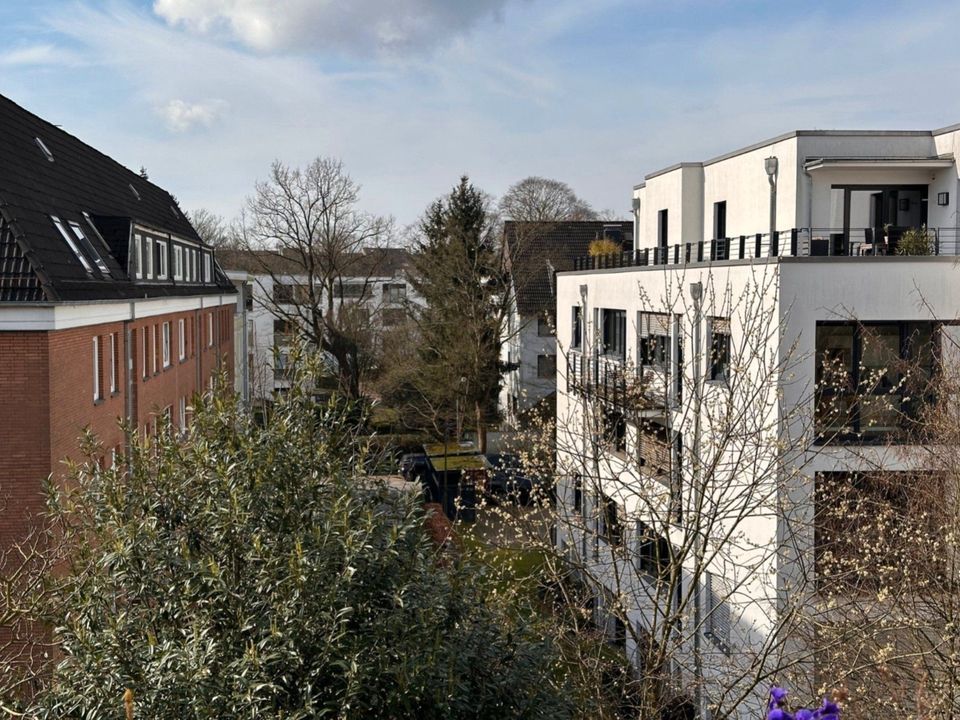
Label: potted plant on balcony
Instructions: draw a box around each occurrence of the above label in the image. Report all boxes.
[897,225,933,256]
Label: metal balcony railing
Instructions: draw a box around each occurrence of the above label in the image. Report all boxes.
[573,227,960,270]
[566,353,675,416]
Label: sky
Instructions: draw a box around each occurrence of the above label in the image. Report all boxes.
[2,0,959,230]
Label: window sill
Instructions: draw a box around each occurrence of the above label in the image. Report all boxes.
[93,398,104,406]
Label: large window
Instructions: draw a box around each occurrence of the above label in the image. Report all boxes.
[537,316,555,337]
[639,312,671,370]
[109,333,117,394]
[178,319,186,361]
[383,282,406,303]
[162,322,171,368]
[599,495,623,547]
[708,317,731,382]
[601,309,627,360]
[657,209,668,252]
[816,321,937,441]
[537,354,557,379]
[571,306,583,349]
[156,240,168,279]
[69,221,110,275]
[92,336,102,401]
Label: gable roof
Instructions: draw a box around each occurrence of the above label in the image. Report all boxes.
[0,93,233,301]
[504,220,633,317]
[218,246,412,278]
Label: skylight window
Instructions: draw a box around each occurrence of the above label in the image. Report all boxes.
[69,221,111,276]
[170,204,180,219]
[51,216,92,274]
[34,137,54,162]
[129,183,141,201]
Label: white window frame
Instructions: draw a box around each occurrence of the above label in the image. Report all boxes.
[174,245,183,281]
[133,234,143,279]
[140,327,147,379]
[152,324,158,374]
[162,322,171,368]
[207,313,214,347]
[146,237,154,279]
[178,319,186,361]
[52,216,93,274]
[109,333,117,394]
[203,253,212,283]
[92,336,101,401]
[179,396,187,432]
[157,240,168,279]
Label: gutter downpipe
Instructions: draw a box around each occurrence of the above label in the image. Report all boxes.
[124,300,136,458]
[689,281,707,720]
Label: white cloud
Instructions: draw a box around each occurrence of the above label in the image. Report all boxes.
[160,98,227,132]
[0,43,82,67]
[152,0,517,54]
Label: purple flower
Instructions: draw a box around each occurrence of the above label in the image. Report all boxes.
[766,686,840,720]
[813,698,840,720]
[769,687,789,709]
[768,709,794,720]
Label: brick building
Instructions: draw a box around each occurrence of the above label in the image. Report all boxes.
[0,94,236,560]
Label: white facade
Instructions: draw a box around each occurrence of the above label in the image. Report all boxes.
[556,123,960,717]
[500,304,558,423]
[225,268,421,401]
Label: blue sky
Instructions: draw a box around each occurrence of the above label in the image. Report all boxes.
[2,0,959,229]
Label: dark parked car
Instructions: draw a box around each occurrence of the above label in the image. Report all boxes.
[399,453,429,482]
[483,453,535,505]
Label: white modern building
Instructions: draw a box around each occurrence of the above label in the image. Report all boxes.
[220,248,419,402]
[500,220,633,426]
[554,123,960,717]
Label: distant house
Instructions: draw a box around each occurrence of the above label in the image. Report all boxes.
[0,93,237,659]
[500,220,633,425]
[219,247,421,401]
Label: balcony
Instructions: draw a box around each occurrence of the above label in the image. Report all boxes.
[567,353,675,417]
[573,227,960,270]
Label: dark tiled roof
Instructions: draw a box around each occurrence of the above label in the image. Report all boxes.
[218,247,412,278]
[0,94,233,301]
[504,221,633,317]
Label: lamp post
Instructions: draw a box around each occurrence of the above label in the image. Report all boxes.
[765,156,779,244]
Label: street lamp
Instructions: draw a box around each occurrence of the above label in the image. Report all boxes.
[765,156,779,242]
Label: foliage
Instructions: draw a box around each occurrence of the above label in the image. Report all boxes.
[499,176,596,222]
[401,176,505,439]
[588,238,621,257]
[0,363,575,719]
[896,225,933,255]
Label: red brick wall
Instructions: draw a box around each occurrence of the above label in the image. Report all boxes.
[0,301,236,522]
[0,332,50,550]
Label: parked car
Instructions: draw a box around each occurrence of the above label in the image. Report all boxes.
[483,453,535,505]
[399,453,429,483]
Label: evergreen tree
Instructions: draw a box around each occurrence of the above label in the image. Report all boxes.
[407,177,505,442]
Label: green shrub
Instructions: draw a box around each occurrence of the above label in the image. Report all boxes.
[897,225,933,256]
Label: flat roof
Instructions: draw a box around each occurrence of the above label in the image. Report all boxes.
[637,127,951,185]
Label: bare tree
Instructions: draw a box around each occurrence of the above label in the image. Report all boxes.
[239,158,393,401]
[500,176,596,222]
[187,208,237,249]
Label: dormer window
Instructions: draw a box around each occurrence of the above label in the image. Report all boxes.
[129,183,141,201]
[34,137,54,162]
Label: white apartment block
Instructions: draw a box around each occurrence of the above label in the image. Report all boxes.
[554,123,960,717]
[221,249,420,401]
[500,221,633,426]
